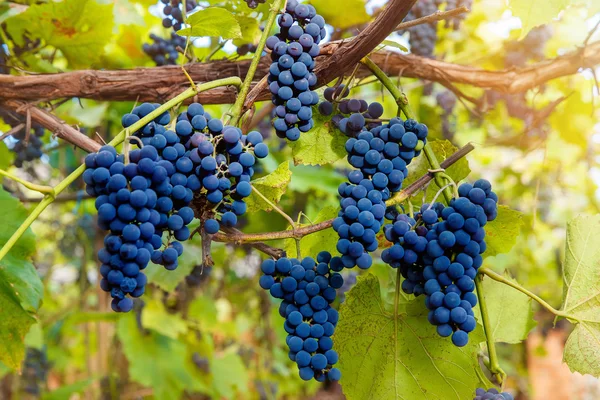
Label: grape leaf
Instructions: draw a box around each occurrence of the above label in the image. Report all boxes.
[42,378,95,400]
[404,139,471,206]
[335,274,491,400]
[484,206,524,258]
[474,274,536,344]
[234,15,261,44]
[117,314,204,398]
[560,215,600,376]
[210,351,249,399]
[145,245,200,292]
[4,0,114,69]
[282,206,339,258]
[288,113,347,166]
[0,188,42,369]
[508,0,570,37]
[245,161,292,213]
[177,7,242,39]
[141,299,188,340]
[309,0,370,29]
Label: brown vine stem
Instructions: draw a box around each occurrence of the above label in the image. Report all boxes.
[212,143,475,244]
[394,6,470,31]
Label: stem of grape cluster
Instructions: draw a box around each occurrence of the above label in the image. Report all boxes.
[0,77,242,265]
[0,169,55,195]
[475,274,506,385]
[227,0,285,127]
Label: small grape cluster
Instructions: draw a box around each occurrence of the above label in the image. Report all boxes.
[504,25,551,67]
[244,0,266,9]
[436,90,457,140]
[318,85,385,137]
[259,252,342,382]
[382,180,498,346]
[21,347,50,396]
[0,108,47,167]
[266,0,326,141]
[333,117,429,269]
[474,388,514,400]
[142,33,186,66]
[159,0,197,31]
[236,43,258,56]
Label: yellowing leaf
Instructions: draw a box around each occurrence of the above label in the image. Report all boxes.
[508,0,570,37]
[335,274,491,399]
[561,215,600,376]
[289,113,347,166]
[5,0,114,68]
[178,7,241,39]
[246,162,292,213]
[309,0,370,29]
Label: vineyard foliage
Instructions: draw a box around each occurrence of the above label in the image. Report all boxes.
[0,0,599,399]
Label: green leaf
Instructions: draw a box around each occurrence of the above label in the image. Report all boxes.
[234,15,261,44]
[474,274,536,344]
[508,0,571,37]
[0,145,14,179]
[42,378,95,400]
[0,188,42,370]
[289,165,345,196]
[211,351,249,399]
[561,214,600,376]
[335,274,490,400]
[282,206,339,258]
[288,112,347,166]
[404,140,471,206]
[381,39,409,52]
[246,162,292,213]
[484,206,524,258]
[141,298,188,339]
[144,245,200,292]
[178,7,241,39]
[117,314,204,398]
[4,0,114,69]
[309,0,370,29]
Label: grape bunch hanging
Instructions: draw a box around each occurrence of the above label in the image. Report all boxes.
[0,108,47,167]
[143,33,186,66]
[266,0,326,141]
[159,0,197,31]
[84,102,268,311]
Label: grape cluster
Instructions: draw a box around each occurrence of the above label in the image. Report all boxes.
[333,117,429,269]
[318,85,385,137]
[142,33,186,66]
[0,108,47,167]
[401,0,472,58]
[236,43,258,56]
[244,0,266,8]
[382,180,498,346]
[504,25,551,68]
[21,347,50,396]
[436,90,456,140]
[159,0,197,31]
[474,388,514,400]
[266,0,326,141]
[259,252,342,382]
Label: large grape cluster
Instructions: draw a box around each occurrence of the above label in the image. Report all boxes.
[266,0,326,141]
[333,117,429,269]
[86,102,267,311]
[318,85,385,137]
[21,347,50,396]
[143,33,186,66]
[159,0,197,31]
[382,180,498,346]
[259,252,342,382]
[474,388,514,400]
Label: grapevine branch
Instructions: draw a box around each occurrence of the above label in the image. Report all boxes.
[1,42,598,105]
[394,6,470,31]
[1,100,101,153]
[212,143,475,245]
